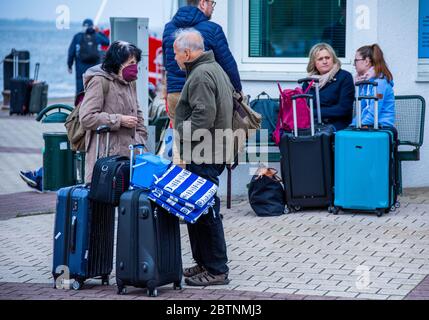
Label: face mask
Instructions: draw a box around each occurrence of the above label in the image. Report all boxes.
[122,64,138,82]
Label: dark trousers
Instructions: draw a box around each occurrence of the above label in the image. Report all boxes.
[186,163,229,275]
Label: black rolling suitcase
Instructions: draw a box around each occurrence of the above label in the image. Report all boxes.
[279,78,335,213]
[29,63,49,114]
[52,128,116,291]
[116,144,183,297]
[9,51,33,115]
[3,49,30,92]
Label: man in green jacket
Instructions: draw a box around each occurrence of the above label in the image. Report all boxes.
[173,28,233,286]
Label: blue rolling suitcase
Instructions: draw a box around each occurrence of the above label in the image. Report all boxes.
[333,80,399,217]
[52,186,115,290]
[52,128,116,290]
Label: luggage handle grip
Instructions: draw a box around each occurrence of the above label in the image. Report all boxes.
[291,94,313,100]
[355,80,378,87]
[70,216,77,254]
[358,96,378,101]
[298,77,319,84]
[96,125,111,134]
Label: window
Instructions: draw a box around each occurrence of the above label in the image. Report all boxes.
[178,0,188,7]
[419,0,429,59]
[249,0,347,58]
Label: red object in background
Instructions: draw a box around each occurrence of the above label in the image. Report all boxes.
[101,29,110,51]
[149,36,163,87]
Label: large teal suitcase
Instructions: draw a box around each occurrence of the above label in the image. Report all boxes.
[333,81,399,217]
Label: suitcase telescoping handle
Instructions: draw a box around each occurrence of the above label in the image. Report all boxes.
[96,125,111,160]
[129,144,147,188]
[291,94,315,137]
[298,77,321,124]
[34,63,40,81]
[355,80,379,129]
[12,49,18,79]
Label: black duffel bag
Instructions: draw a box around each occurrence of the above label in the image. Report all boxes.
[248,167,286,217]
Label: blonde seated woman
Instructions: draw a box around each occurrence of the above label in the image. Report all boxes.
[302,43,355,131]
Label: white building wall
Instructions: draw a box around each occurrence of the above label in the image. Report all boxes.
[211,0,428,197]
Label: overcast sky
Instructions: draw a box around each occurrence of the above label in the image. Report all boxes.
[0,0,176,29]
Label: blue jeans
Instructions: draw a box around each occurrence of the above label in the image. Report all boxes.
[185,163,228,275]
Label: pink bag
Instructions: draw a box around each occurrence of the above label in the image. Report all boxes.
[272,81,314,145]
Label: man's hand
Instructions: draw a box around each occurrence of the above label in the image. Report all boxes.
[121,116,138,128]
[68,67,73,74]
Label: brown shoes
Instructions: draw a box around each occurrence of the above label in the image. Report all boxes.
[183,264,206,278]
[184,270,230,286]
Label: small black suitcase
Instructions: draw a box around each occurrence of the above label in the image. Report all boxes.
[116,145,182,297]
[10,77,32,115]
[88,126,130,206]
[29,63,48,114]
[279,78,335,213]
[3,49,30,92]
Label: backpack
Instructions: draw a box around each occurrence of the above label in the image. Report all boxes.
[78,33,100,64]
[65,77,109,152]
[272,81,314,145]
[232,91,262,161]
[250,92,279,143]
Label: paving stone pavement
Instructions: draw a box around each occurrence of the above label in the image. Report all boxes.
[0,107,428,300]
[0,190,428,300]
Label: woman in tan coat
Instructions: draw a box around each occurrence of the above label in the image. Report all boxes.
[80,41,148,183]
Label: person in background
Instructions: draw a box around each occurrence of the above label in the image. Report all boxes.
[302,43,355,131]
[162,0,242,125]
[79,41,148,183]
[352,44,395,128]
[68,19,110,95]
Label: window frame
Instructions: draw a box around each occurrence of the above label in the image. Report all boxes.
[239,0,354,72]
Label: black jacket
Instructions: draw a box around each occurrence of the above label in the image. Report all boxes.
[303,69,355,131]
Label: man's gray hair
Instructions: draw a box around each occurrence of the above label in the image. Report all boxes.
[174,28,205,52]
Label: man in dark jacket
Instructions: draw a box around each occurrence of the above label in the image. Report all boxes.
[163,0,242,122]
[174,28,233,286]
[68,19,110,95]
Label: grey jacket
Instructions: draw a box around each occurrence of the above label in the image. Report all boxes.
[79,65,147,182]
[174,50,234,164]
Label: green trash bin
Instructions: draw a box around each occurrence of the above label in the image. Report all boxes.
[42,132,74,191]
[36,104,75,191]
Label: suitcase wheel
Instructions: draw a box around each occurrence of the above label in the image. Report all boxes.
[329,206,340,215]
[173,281,183,291]
[284,206,291,214]
[147,288,158,297]
[101,275,109,286]
[395,202,401,209]
[293,206,301,212]
[117,286,127,295]
[116,279,127,295]
[72,279,84,291]
[376,210,384,217]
